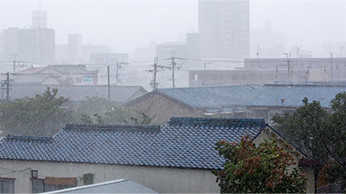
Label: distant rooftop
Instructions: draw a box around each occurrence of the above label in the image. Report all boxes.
[245,84,346,107]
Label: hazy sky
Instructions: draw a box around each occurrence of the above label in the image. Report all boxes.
[1,0,346,55]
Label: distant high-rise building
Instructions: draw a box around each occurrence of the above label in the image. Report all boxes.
[199,0,249,59]
[68,33,83,63]
[32,8,47,28]
[2,8,54,65]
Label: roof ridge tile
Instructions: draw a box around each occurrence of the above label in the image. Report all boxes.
[5,134,51,142]
[65,123,161,132]
[169,117,265,126]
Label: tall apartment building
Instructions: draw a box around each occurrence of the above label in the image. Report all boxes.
[32,9,47,28]
[199,0,249,59]
[2,9,55,65]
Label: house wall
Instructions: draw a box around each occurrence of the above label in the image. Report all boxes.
[125,93,203,124]
[0,160,219,193]
[253,127,315,193]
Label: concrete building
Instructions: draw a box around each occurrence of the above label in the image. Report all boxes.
[156,42,188,59]
[31,9,47,28]
[2,27,55,64]
[55,34,113,64]
[68,34,83,64]
[244,57,346,82]
[199,0,249,59]
[2,8,54,65]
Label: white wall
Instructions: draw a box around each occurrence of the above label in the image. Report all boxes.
[0,160,219,193]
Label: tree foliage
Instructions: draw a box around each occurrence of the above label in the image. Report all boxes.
[0,87,75,136]
[75,97,155,125]
[271,93,346,189]
[212,135,307,193]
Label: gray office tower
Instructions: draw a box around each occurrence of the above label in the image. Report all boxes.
[199,0,249,59]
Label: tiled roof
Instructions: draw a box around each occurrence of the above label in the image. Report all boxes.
[0,117,268,170]
[155,85,262,108]
[244,84,346,107]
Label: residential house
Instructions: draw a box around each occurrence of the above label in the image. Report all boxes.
[12,74,62,85]
[0,117,314,193]
[17,65,99,85]
[124,85,261,124]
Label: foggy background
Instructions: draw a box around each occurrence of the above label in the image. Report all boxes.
[1,0,346,56]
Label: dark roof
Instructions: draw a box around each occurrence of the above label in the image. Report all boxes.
[127,85,262,108]
[244,84,346,107]
[10,85,148,103]
[0,117,268,170]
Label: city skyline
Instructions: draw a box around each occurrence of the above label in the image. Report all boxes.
[1,0,346,57]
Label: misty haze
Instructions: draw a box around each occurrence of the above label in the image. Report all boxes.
[0,0,345,193]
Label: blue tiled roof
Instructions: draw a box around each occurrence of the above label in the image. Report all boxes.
[157,85,261,108]
[0,118,268,170]
[244,84,346,107]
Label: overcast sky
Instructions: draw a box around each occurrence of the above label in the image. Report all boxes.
[1,0,346,55]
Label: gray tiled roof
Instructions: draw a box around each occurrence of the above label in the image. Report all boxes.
[156,85,262,108]
[10,85,147,103]
[0,117,268,170]
[244,84,346,107]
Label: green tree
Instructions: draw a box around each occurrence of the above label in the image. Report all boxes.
[325,92,346,186]
[271,94,346,190]
[127,103,156,124]
[75,97,155,125]
[73,97,118,119]
[0,87,75,136]
[212,135,307,193]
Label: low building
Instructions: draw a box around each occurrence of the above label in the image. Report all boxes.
[17,64,99,85]
[0,117,314,193]
[124,85,261,124]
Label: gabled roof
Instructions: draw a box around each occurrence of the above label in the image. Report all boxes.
[39,65,98,74]
[244,84,346,107]
[10,85,148,103]
[13,74,61,85]
[0,117,268,170]
[126,85,262,109]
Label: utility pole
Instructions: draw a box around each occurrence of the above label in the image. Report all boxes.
[6,72,9,102]
[147,57,163,91]
[256,43,259,58]
[153,57,158,90]
[283,53,291,83]
[13,55,17,73]
[1,72,14,102]
[115,61,119,85]
[107,66,110,99]
[171,51,176,88]
[331,53,333,81]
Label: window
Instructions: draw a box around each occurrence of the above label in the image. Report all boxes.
[31,177,77,194]
[0,178,15,194]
